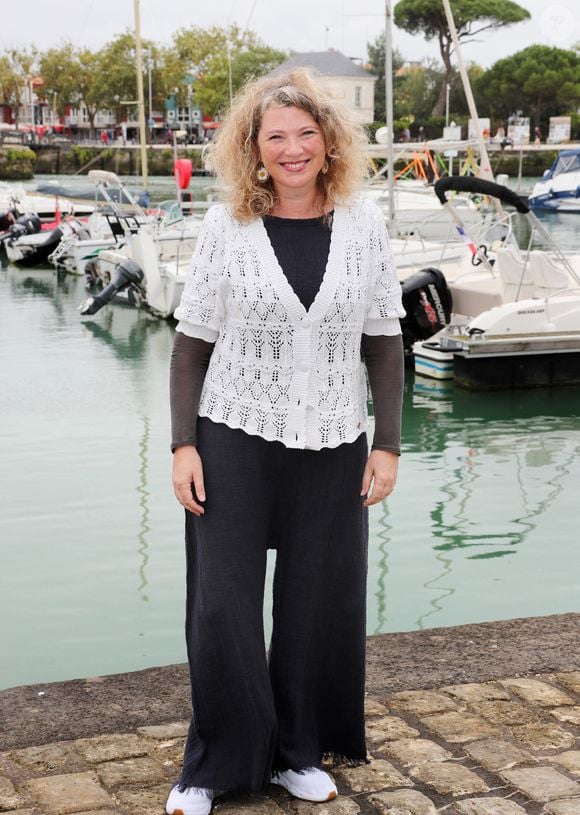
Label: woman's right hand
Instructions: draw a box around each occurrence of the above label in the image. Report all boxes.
[172,445,206,516]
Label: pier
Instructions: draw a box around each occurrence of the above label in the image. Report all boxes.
[1,614,579,814]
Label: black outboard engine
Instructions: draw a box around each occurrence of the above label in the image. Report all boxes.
[79,258,145,316]
[400,267,452,360]
[2,213,41,243]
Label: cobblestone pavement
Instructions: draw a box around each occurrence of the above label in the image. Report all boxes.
[1,672,580,815]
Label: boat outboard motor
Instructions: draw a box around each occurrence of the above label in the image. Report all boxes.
[2,213,42,243]
[79,258,145,316]
[0,208,20,233]
[400,267,452,359]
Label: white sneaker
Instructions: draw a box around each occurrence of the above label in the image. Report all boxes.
[271,767,338,802]
[165,784,213,815]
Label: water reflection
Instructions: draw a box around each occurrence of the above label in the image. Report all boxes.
[136,414,151,602]
[367,372,580,632]
[9,268,59,300]
[373,502,392,634]
[416,550,454,630]
[81,305,165,362]
[408,375,580,561]
[75,304,174,604]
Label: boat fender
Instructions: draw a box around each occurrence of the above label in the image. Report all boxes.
[174,158,193,190]
[79,258,145,316]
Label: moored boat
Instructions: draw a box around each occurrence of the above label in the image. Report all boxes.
[5,218,88,267]
[528,149,580,213]
[36,180,150,208]
[408,176,580,389]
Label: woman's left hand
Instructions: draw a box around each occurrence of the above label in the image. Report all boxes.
[360,450,399,507]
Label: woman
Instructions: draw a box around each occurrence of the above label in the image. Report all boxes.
[167,68,405,815]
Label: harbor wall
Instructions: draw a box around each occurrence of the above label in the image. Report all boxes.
[31,145,206,177]
[0,144,206,180]
[0,147,36,180]
[0,143,565,181]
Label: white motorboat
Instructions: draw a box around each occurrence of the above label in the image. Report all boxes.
[49,172,203,279]
[528,149,580,214]
[4,217,88,267]
[48,170,154,276]
[78,218,200,319]
[406,176,580,389]
[0,181,94,221]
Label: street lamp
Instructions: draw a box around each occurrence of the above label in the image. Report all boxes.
[28,77,35,127]
[143,48,154,142]
[185,67,198,141]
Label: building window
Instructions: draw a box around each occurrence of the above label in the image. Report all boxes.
[355,86,361,107]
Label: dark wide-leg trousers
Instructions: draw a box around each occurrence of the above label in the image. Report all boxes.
[179,416,369,793]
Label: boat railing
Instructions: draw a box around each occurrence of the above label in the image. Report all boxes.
[48,234,77,268]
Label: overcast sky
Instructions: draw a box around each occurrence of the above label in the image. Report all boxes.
[1,0,577,68]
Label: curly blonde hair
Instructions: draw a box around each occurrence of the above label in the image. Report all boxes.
[207,68,369,221]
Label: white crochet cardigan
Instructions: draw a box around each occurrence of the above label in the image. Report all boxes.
[174,197,405,450]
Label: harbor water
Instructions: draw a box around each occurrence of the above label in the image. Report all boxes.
[1,178,579,691]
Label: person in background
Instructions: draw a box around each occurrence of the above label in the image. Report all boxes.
[534,126,542,144]
[167,68,405,815]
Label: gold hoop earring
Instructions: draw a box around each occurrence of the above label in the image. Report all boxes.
[257,165,269,182]
[321,159,329,175]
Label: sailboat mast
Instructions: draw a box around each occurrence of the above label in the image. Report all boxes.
[384,0,396,230]
[134,0,149,189]
[441,0,493,181]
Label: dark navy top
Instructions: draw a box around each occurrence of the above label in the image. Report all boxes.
[263,214,332,312]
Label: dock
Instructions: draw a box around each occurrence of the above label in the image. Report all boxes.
[1,614,579,813]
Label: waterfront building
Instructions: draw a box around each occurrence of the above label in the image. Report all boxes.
[269,50,376,124]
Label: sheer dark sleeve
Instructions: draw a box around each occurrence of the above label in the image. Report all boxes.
[170,331,215,452]
[361,333,404,455]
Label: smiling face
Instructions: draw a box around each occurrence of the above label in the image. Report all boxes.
[256,105,326,199]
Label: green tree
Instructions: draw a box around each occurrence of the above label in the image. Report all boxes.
[0,47,38,127]
[97,32,160,117]
[393,0,530,116]
[162,25,286,117]
[40,44,110,137]
[395,59,445,121]
[476,45,580,130]
[40,43,85,116]
[366,32,405,122]
[198,44,287,117]
[448,61,485,117]
[41,35,160,137]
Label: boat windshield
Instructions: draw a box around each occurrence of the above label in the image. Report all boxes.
[552,152,580,178]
